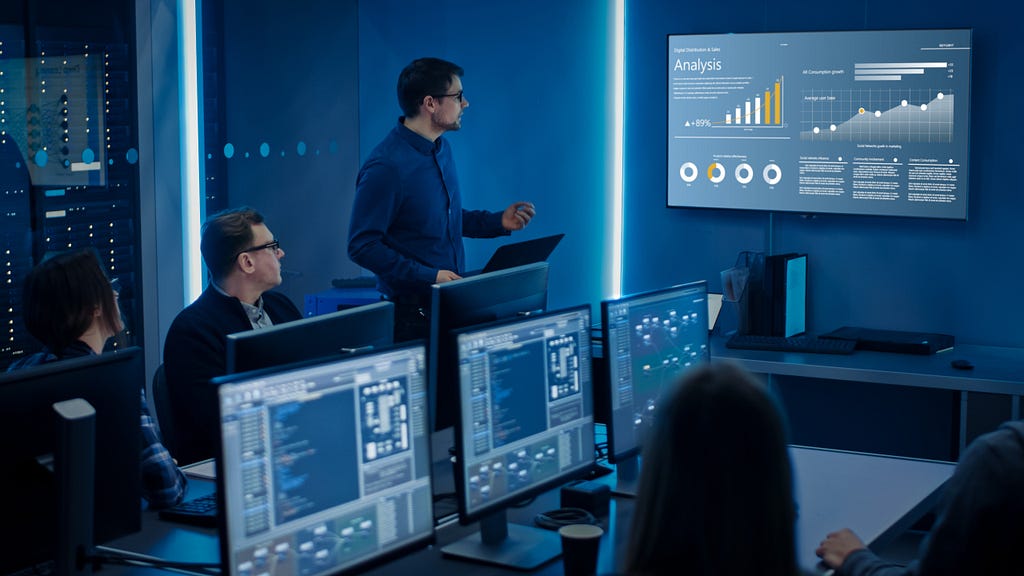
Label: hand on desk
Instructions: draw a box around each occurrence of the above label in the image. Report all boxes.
[816,528,867,569]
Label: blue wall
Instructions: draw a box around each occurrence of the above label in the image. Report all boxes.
[218,0,360,306]
[357,1,616,312]
[625,0,1023,348]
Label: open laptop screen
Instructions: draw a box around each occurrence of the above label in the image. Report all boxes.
[214,343,434,576]
[467,233,564,276]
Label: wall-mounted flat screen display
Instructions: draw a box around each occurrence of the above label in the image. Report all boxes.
[667,29,972,220]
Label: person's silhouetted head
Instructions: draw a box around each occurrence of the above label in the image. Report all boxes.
[624,361,797,576]
[21,248,121,354]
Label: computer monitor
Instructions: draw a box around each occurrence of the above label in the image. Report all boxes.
[599,281,710,493]
[226,301,394,374]
[0,347,142,574]
[428,262,549,433]
[442,305,595,570]
[213,342,434,576]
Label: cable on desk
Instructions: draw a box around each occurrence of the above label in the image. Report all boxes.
[533,507,598,530]
[509,495,537,509]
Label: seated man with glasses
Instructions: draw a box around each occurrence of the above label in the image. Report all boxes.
[163,206,301,464]
[348,56,536,342]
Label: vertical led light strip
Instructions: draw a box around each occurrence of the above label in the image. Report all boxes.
[178,0,204,304]
[610,0,625,299]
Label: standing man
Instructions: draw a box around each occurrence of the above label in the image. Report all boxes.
[348,57,535,341]
[163,206,302,464]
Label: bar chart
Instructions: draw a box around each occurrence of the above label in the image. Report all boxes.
[724,76,784,126]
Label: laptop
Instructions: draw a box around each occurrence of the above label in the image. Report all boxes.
[467,233,565,276]
[819,326,954,355]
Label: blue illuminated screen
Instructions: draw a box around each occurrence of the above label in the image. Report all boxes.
[601,281,710,462]
[667,29,972,219]
[216,344,433,576]
[453,306,595,520]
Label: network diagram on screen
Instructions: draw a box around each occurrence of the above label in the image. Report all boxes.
[603,284,709,461]
[667,29,972,219]
[217,346,433,576]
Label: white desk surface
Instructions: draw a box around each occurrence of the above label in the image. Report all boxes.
[790,445,955,570]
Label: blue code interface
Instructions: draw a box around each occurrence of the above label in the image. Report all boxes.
[218,346,433,576]
[455,308,595,515]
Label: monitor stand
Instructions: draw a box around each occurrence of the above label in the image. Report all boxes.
[54,398,96,576]
[441,509,561,570]
[611,456,640,497]
[430,426,458,523]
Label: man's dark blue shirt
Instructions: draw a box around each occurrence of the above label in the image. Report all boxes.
[348,118,507,301]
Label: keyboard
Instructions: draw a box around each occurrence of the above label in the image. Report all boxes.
[157,492,218,527]
[725,333,856,355]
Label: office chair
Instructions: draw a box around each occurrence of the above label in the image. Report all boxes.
[150,363,178,459]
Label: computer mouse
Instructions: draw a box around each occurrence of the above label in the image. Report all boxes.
[951,359,974,370]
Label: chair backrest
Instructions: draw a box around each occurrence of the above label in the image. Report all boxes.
[150,363,178,459]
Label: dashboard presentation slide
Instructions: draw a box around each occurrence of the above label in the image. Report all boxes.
[667,29,972,219]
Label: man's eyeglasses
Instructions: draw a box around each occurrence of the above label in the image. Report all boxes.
[431,90,464,103]
[235,240,281,259]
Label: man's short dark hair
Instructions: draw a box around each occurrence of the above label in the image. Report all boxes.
[22,248,120,353]
[397,57,464,118]
[200,206,265,281]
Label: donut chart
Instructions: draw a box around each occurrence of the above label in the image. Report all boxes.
[679,162,698,183]
[735,163,754,184]
[707,162,725,183]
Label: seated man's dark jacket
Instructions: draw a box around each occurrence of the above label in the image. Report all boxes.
[163,286,301,464]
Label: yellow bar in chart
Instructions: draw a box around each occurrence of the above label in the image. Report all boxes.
[774,80,781,124]
[765,90,771,124]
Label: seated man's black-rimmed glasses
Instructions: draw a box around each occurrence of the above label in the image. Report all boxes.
[234,240,280,260]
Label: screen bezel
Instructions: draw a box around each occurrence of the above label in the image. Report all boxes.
[225,300,395,374]
[599,280,709,463]
[449,304,595,525]
[213,341,435,576]
[428,262,549,433]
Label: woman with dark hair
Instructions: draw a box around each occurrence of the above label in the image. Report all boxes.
[623,361,803,576]
[13,247,123,361]
[7,248,187,509]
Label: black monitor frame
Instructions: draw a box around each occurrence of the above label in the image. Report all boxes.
[599,281,710,467]
[212,341,434,576]
[0,347,142,574]
[226,301,394,374]
[443,305,595,570]
[428,262,549,433]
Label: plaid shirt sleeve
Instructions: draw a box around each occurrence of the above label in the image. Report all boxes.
[140,391,188,509]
